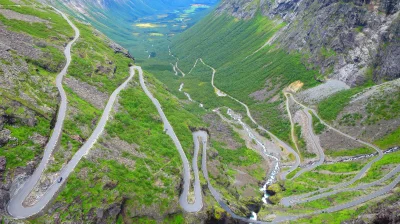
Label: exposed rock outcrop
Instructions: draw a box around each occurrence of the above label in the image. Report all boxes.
[64,77,109,109]
[108,41,134,60]
[0,157,6,172]
[373,17,400,82]
[216,0,260,19]
[217,0,400,86]
[0,129,11,147]
[0,9,49,24]
[343,192,400,223]
[379,0,400,15]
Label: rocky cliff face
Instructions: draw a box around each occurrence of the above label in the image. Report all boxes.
[373,16,400,82]
[216,0,400,86]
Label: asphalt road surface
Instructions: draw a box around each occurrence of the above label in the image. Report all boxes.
[137,66,203,212]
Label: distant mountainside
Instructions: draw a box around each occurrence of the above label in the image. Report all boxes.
[46,0,219,59]
[169,0,400,142]
[50,0,218,20]
[216,0,400,86]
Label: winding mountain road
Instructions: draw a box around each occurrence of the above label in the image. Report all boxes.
[178,83,203,107]
[168,46,186,77]
[137,66,203,212]
[289,109,326,179]
[284,93,302,161]
[201,58,300,180]
[6,7,397,223]
[281,93,385,207]
[188,58,199,75]
[197,129,400,224]
[197,130,258,223]
[169,55,300,192]
[294,164,400,205]
[167,53,399,223]
[274,171,400,223]
[7,7,79,219]
[8,9,136,219]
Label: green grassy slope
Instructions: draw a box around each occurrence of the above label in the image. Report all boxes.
[153,13,321,141]
[36,74,189,222]
[172,14,319,97]
[0,0,73,170]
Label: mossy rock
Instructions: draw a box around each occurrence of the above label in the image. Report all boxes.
[268,193,283,205]
[267,183,282,195]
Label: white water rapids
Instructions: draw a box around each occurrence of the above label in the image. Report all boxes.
[226,109,280,203]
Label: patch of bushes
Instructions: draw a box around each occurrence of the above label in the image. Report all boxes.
[212,141,262,167]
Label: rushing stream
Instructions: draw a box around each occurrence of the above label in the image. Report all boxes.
[226,109,280,204]
[250,211,258,221]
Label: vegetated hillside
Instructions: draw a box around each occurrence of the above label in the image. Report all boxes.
[2,0,400,223]
[170,13,321,143]
[0,0,73,214]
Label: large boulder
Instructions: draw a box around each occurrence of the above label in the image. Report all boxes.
[266,183,282,196]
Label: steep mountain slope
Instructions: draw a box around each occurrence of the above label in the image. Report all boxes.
[217,0,400,85]
[0,0,74,214]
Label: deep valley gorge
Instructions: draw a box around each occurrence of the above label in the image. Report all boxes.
[0,0,399,223]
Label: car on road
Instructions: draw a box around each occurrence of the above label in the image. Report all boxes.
[57,177,63,183]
